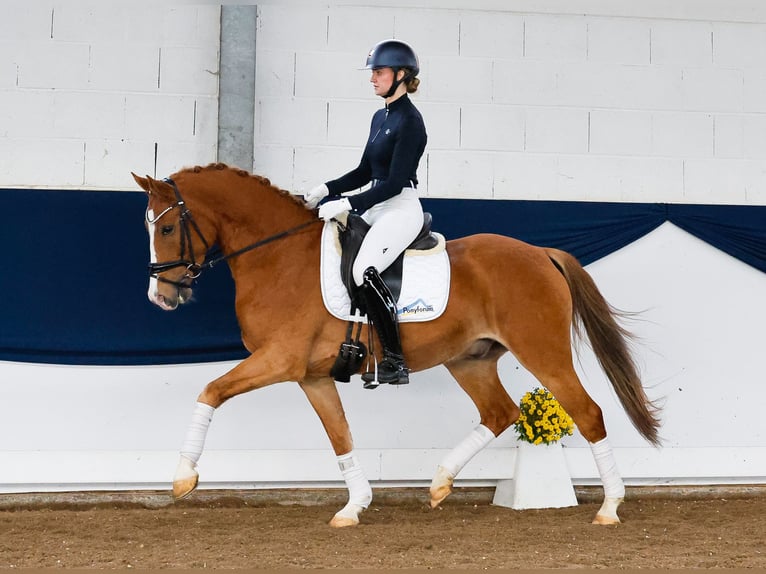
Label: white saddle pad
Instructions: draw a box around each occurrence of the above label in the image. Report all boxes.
[320,221,450,323]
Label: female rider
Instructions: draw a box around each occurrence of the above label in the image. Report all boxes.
[305,39,427,386]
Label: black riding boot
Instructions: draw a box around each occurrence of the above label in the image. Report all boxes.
[359,266,409,386]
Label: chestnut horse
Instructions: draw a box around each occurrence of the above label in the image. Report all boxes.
[132,163,660,527]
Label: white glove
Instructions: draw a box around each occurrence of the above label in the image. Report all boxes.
[318,197,352,221]
[304,183,329,209]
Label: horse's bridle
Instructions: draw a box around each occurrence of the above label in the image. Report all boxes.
[146,177,320,289]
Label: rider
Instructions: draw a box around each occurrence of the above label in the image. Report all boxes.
[305,39,427,386]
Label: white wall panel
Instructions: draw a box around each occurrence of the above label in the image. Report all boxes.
[0,139,85,187]
[492,153,559,200]
[589,110,652,156]
[253,144,296,190]
[651,112,714,158]
[460,104,524,151]
[0,90,55,138]
[415,102,461,150]
[327,100,376,147]
[681,67,744,113]
[587,18,650,65]
[682,158,761,203]
[255,5,327,51]
[392,9,460,57]
[459,11,524,59]
[0,4,219,190]
[124,95,197,142]
[743,115,766,158]
[292,145,364,194]
[254,50,295,98]
[52,92,126,139]
[327,6,395,52]
[650,20,712,67]
[160,46,219,95]
[422,56,493,103]
[744,69,766,112]
[84,140,156,188]
[16,42,91,90]
[524,107,588,154]
[88,44,160,92]
[714,115,745,158]
[294,51,370,100]
[523,15,587,62]
[257,98,327,146]
[0,46,18,89]
[426,151,494,198]
[712,22,766,68]
[492,60,559,107]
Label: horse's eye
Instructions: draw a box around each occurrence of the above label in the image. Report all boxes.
[161,225,174,236]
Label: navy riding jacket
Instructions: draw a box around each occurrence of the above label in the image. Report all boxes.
[325,94,427,214]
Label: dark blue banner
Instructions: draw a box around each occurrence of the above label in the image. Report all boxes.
[1,189,764,365]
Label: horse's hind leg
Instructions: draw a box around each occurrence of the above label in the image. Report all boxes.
[430,356,520,508]
[518,350,625,524]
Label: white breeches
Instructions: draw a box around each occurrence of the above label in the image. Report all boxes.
[352,187,424,286]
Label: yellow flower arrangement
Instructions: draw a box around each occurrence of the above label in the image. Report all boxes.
[514,387,575,445]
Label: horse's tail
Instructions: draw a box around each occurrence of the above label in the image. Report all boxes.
[545,248,662,446]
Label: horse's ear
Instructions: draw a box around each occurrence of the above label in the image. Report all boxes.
[132,172,152,194]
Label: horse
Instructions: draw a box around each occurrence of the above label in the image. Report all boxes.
[132,163,661,528]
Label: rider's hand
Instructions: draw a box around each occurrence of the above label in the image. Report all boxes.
[318,197,352,221]
[304,183,329,209]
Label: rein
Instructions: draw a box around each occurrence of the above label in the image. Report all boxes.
[148,177,321,287]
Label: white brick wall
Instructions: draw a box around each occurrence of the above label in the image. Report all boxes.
[2,1,765,204]
[0,3,219,190]
[253,3,766,204]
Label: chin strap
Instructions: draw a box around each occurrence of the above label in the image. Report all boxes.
[382,67,410,98]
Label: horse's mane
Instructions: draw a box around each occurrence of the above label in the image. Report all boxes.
[175,162,310,209]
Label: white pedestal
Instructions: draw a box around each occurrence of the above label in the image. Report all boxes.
[493,441,578,510]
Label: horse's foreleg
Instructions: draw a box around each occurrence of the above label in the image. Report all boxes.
[431,358,518,508]
[173,401,215,499]
[299,377,372,527]
[171,351,297,500]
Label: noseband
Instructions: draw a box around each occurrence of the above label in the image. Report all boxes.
[147,177,320,289]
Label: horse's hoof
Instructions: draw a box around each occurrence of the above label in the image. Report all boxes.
[329,503,364,527]
[592,497,623,525]
[430,485,452,508]
[429,465,455,508]
[172,475,199,500]
[592,512,621,525]
[329,514,359,528]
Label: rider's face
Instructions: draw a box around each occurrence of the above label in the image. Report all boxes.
[370,67,396,97]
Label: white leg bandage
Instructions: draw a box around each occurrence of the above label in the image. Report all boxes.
[590,437,625,499]
[180,402,216,465]
[337,451,372,509]
[440,424,496,477]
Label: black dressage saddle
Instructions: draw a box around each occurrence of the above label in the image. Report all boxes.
[336,212,439,313]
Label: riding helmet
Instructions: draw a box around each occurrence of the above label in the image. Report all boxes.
[364,39,419,77]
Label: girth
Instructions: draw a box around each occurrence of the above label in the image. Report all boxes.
[337,212,439,312]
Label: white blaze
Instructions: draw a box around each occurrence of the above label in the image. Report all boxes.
[147,208,160,303]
